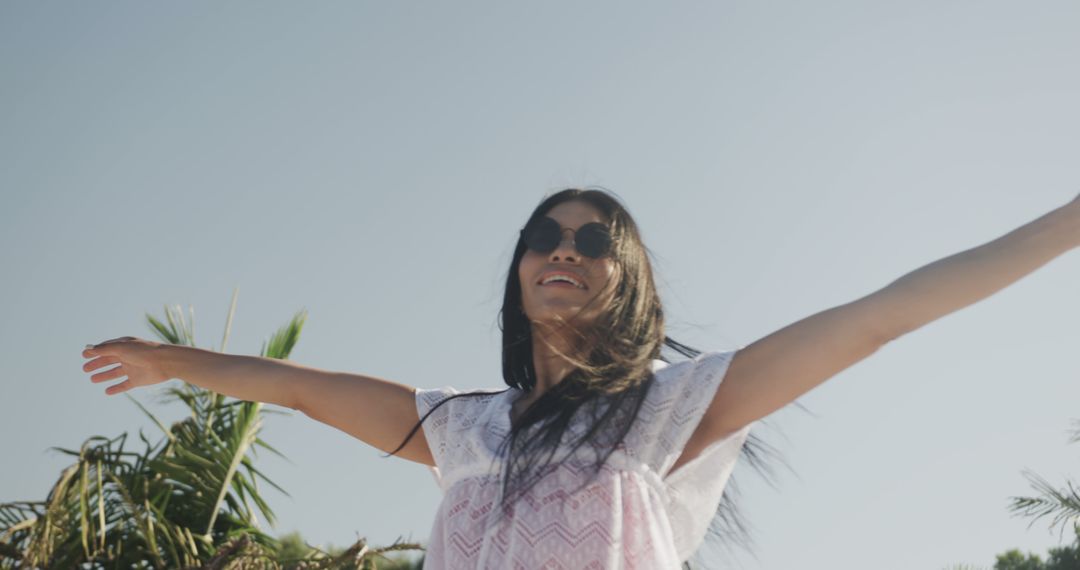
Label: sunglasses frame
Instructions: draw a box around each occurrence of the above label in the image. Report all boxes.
[519,216,614,259]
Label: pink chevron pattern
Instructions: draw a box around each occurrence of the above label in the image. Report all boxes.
[415,349,755,569]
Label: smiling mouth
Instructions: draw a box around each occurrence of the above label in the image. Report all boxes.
[541,282,584,289]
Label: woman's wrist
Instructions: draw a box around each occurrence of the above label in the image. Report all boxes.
[160,343,208,381]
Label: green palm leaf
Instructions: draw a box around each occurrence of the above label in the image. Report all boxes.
[1007,417,1080,544]
[1,290,422,568]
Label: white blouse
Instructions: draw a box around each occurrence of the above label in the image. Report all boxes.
[415,349,754,569]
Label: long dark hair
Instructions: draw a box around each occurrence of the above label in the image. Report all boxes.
[387,187,790,567]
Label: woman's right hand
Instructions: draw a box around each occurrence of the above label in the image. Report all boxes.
[82,336,173,396]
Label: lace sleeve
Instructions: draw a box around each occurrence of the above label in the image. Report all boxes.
[630,349,742,478]
[415,385,462,492]
[644,349,755,561]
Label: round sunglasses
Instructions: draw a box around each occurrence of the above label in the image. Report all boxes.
[519,216,613,258]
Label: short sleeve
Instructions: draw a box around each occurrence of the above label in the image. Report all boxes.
[640,348,755,561]
[415,385,462,492]
[634,349,742,477]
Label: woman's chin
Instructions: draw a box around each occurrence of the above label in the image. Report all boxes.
[527,306,598,327]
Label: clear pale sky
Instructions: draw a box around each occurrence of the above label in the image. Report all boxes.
[2,2,1079,568]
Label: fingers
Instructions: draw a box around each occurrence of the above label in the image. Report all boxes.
[98,336,135,346]
[82,337,138,395]
[104,380,131,396]
[83,356,118,372]
[88,364,124,383]
[85,337,136,351]
[84,361,128,395]
[83,337,136,358]
[82,347,111,359]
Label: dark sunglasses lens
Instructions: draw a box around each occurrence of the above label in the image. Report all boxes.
[523,217,560,252]
[576,223,612,257]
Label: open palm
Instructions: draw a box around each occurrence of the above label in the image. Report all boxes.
[82,336,171,395]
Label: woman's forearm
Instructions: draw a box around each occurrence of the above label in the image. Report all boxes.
[158,344,429,462]
[161,345,305,410]
[874,201,1080,340]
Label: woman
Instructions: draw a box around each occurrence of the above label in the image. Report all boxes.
[82,188,1080,569]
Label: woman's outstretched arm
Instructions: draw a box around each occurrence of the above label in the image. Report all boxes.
[699,195,1080,440]
[83,340,434,466]
[161,346,434,465]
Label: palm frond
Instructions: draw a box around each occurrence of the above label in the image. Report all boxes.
[1,296,424,568]
[1007,467,1080,543]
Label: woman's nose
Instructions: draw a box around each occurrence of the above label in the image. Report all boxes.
[548,228,580,261]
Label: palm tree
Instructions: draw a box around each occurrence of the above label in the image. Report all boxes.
[1007,418,1080,545]
[0,290,424,568]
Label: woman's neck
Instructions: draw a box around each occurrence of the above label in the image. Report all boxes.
[527,332,580,401]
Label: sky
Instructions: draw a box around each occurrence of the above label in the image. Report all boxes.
[2,1,1079,568]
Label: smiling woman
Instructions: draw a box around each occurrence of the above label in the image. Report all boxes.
[383,187,775,569]
[86,185,1080,569]
[517,200,622,393]
[79,187,774,569]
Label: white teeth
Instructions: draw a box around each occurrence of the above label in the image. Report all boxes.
[541,274,584,288]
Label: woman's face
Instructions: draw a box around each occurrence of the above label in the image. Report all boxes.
[518,200,619,329]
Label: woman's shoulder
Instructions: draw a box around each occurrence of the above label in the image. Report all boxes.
[415,385,512,417]
[631,348,740,434]
[648,348,738,388]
